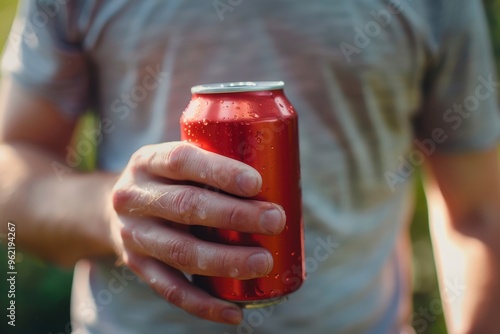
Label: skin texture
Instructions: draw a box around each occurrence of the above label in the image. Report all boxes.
[1,75,500,330]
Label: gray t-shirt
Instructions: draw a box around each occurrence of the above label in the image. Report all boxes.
[3,0,500,333]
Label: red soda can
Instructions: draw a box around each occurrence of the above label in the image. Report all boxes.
[180,81,305,308]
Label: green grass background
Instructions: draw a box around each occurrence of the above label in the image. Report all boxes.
[0,0,499,333]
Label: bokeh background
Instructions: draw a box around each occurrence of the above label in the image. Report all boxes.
[0,0,499,333]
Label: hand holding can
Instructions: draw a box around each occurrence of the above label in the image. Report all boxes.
[110,140,285,324]
[181,81,306,308]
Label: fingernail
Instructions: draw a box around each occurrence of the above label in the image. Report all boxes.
[247,252,272,276]
[221,307,242,324]
[259,206,286,234]
[236,170,261,195]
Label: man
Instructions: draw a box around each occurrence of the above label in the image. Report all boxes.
[1,0,499,333]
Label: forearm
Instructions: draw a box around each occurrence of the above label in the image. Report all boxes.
[0,142,118,267]
[428,182,500,334]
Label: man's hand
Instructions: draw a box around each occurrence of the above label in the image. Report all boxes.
[109,142,286,324]
[0,77,285,325]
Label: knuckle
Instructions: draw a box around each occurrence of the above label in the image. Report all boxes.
[161,284,186,307]
[130,147,144,164]
[171,188,199,223]
[111,187,135,212]
[111,185,145,214]
[129,146,150,170]
[165,143,194,175]
[129,145,158,174]
[166,239,194,269]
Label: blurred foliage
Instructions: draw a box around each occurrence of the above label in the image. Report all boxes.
[0,0,499,333]
[484,0,500,69]
[0,0,16,55]
[409,177,446,334]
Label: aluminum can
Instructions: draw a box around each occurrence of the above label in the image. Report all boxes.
[180,81,305,308]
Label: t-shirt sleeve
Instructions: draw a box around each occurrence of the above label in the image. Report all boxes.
[414,0,500,153]
[1,0,89,118]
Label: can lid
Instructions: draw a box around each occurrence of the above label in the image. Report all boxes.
[191,81,284,94]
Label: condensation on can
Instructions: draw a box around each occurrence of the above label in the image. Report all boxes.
[180,81,305,308]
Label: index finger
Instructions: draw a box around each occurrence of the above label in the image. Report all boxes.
[131,142,262,197]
